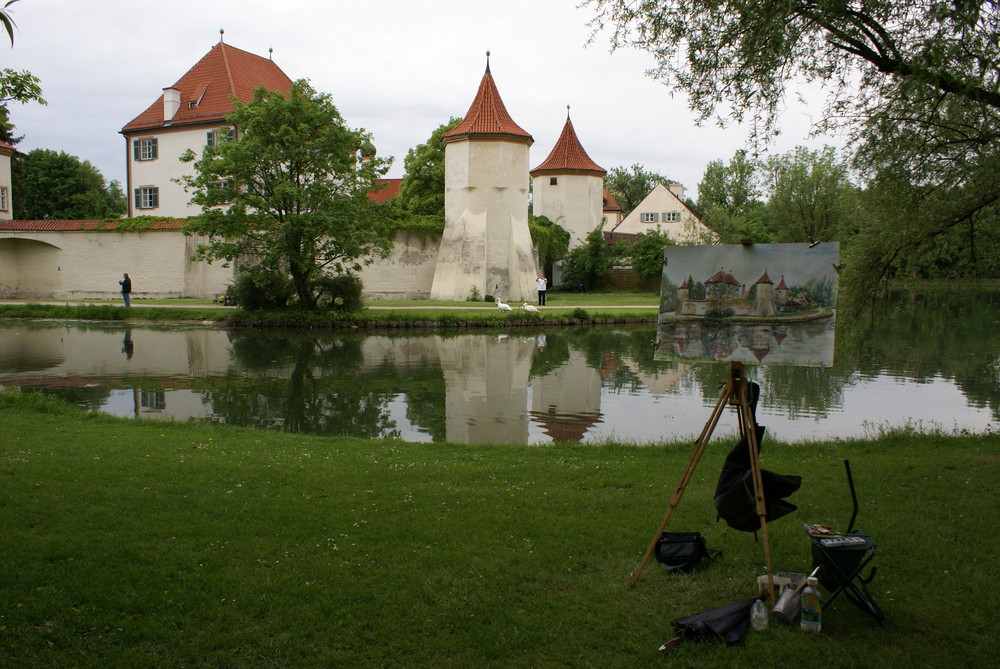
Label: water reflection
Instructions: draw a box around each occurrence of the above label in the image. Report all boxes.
[0,289,997,444]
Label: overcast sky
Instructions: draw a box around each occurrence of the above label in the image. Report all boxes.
[3,0,840,200]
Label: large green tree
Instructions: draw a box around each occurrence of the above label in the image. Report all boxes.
[397,117,461,216]
[604,163,673,217]
[12,148,126,219]
[763,145,860,244]
[697,150,770,244]
[181,79,393,310]
[586,1,1000,299]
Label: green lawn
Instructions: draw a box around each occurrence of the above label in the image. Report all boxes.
[1,392,997,667]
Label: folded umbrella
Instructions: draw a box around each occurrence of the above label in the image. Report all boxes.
[659,598,759,650]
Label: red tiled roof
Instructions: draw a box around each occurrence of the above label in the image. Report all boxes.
[368,178,402,204]
[0,219,186,231]
[602,189,622,213]
[0,141,15,155]
[755,271,773,285]
[121,40,293,133]
[530,115,604,177]
[442,61,532,145]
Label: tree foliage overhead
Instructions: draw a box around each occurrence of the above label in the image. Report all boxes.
[397,117,461,217]
[587,0,1000,300]
[12,149,126,220]
[181,79,393,311]
[604,163,673,217]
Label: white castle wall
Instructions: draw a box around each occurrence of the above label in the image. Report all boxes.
[357,230,440,300]
[0,229,232,300]
[0,227,442,301]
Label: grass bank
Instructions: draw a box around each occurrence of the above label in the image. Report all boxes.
[1,392,997,667]
[0,292,660,329]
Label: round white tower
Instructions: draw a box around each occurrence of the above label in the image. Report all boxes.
[430,53,538,303]
[530,107,607,250]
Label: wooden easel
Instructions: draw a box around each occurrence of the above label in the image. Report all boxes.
[630,361,777,603]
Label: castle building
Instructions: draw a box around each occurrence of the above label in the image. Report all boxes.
[120,34,293,218]
[529,107,607,249]
[429,54,539,303]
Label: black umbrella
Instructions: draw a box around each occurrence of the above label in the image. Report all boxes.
[713,383,801,532]
[658,598,759,650]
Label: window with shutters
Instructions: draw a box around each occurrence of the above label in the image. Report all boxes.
[132,137,158,161]
[134,186,159,209]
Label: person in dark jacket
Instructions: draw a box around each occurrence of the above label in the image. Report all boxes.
[119,273,132,307]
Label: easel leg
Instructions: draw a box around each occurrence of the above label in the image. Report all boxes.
[631,362,778,604]
[737,393,776,604]
[629,383,732,587]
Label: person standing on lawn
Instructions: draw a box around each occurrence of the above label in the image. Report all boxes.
[119,273,132,307]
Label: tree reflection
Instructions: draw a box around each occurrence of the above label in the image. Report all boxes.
[209,332,401,437]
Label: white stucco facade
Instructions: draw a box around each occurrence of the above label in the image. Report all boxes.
[532,172,606,249]
[430,138,538,303]
[607,182,713,243]
[125,123,231,218]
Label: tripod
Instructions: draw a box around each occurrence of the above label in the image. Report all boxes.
[630,362,776,603]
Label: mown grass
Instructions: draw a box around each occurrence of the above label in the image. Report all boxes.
[1,391,997,668]
[0,292,660,328]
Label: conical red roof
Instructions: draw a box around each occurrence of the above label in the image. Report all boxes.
[122,40,293,132]
[530,113,605,177]
[442,59,532,145]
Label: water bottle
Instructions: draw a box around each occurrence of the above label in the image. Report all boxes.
[750,598,769,631]
[800,576,822,632]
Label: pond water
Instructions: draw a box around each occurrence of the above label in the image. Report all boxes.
[1,288,997,444]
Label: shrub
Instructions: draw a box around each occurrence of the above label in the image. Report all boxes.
[313,274,363,312]
[231,267,292,311]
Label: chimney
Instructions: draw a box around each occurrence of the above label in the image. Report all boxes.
[163,87,181,122]
[667,182,684,199]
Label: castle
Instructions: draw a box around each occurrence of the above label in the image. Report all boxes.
[0,38,708,302]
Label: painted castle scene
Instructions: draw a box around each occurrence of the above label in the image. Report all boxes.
[655,242,839,366]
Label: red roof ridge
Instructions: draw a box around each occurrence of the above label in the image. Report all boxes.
[530,112,605,177]
[443,57,532,145]
[220,40,237,100]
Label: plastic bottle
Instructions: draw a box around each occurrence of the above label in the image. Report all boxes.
[800,576,823,633]
[750,598,769,631]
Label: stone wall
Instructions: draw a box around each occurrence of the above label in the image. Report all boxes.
[0,227,443,302]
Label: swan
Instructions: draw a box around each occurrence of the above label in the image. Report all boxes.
[522,303,538,313]
[495,298,512,311]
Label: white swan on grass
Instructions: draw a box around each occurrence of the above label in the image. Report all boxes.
[522,303,538,312]
[495,298,512,311]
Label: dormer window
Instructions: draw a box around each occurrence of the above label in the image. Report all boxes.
[188,100,198,109]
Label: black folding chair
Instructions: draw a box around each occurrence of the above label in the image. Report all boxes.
[809,460,886,626]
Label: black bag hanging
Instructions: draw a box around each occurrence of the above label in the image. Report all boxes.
[654,532,720,573]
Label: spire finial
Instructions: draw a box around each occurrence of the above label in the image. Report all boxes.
[566,104,571,121]
[219,28,225,42]
[485,50,491,74]
[268,47,273,60]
